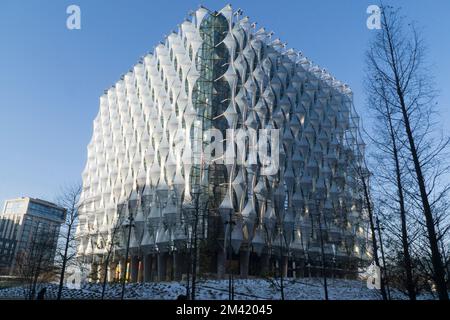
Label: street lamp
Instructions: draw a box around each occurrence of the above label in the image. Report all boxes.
[273,182,287,301]
[275,227,285,300]
[189,185,202,301]
[120,194,138,300]
[219,192,235,301]
[314,193,329,300]
[181,188,208,300]
[181,204,192,298]
[226,208,235,300]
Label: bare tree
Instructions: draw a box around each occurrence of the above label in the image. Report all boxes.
[366,5,449,300]
[14,227,58,300]
[365,80,417,299]
[357,165,388,300]
[98,210,124,300]
[55,183,82,300]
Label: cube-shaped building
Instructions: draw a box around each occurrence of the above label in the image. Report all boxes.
[77,5,370,283]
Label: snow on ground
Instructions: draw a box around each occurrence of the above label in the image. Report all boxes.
[0,278,437,300]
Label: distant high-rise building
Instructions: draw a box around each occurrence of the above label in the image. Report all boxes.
[0,197,66,275]
[77,5,370,283]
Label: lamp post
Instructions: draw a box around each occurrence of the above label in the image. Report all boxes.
[100,207,120,300]
[182,187,207,300]
[375,216,391,300]
[277,226,285,300]
[224,208,235,300]
[315,195,329,300]
[182,205,191,299]
[272,181,287,300]
[219,193,235,301]
[120,198,137,300]
[190,185,202,300]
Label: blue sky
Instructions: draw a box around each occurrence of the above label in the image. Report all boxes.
[0,0,449,208]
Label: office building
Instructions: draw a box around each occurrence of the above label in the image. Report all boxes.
[77,5,370,283]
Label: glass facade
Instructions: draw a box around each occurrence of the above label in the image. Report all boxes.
[3,201,26,214]
[192,12,230,205]
[28,202,66,221]
[77,5,369,282]
[0,198,65,275]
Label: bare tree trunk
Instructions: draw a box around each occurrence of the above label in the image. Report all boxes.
[31,254,43,300]
[361,174,388,300]
[56,184,81,300]
[57,223,72,300]
[397,98,448,300]
[101,252,111,300]
[381,13,448,299]
[385,102,416,300]
[366,6,449,300]
[375,217,391,299]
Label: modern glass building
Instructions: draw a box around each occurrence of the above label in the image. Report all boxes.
[77,5,370,283]
[0,197,66,275]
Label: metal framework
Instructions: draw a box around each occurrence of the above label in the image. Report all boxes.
[76,5,370,285]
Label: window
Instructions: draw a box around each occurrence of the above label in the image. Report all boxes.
[185,80,189,96]
[189,45,193,60]
[28,202,64,221]
[4,201,25,214]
